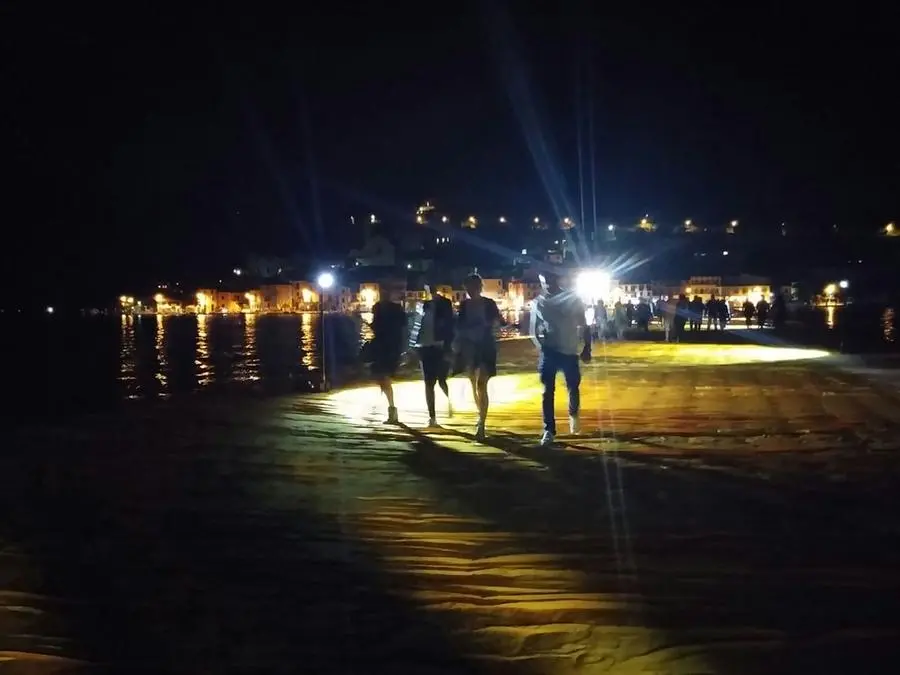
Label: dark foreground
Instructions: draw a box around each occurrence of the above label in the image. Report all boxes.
[2,340,899,673]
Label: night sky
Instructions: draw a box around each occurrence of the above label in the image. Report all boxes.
[4,1,898,301]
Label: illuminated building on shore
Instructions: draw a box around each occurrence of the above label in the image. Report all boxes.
[195,290,215,314]
[259,284,293,312]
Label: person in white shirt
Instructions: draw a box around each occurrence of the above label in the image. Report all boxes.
[411,282,455,427]
[530,270,591,446]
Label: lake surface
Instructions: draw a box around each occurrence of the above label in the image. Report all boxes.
[2,312,526,423]
[2,306,894,423]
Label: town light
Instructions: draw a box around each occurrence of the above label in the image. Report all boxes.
[154,293,165,304]
[839,280,849,289]
[824,283,837,297]
[575,269,611,304]
[46,306,54,314]
[360,287,377,308]
[317,272,335,290]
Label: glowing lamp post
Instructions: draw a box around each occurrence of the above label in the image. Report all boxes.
[575,270,611,306]
[316,272,335,391]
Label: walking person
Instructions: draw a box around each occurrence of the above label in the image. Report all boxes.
[411,281,455,427]
[454,273,504,440]
[689,295,704,331]
[755,297,770,329]
[742,298,755,328]
[531,271,592,446]
[706,295,718,330]
[660,295,676,342]
[613,300,627,340]
[369,286,408,424]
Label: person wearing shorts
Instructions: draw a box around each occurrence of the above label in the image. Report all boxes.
[454,273,504,440]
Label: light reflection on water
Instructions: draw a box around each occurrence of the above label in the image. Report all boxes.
[883,308,895,343]
[155,313,168,389]
[360,311,374,344]
[117,313,364,400]
[301,312,315,368]
[120,314,136,387]
[237,312,259,382]
[196,313,211,385]
[825,305,837,330]
[113,311,527,401]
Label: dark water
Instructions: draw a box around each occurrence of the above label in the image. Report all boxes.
[2,306,894,423]
[789,304,897,353]
[3,311,526,422]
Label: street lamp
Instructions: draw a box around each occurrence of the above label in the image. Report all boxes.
[316,272,335,391]
[839,280,849,289]
[317,272,335,291]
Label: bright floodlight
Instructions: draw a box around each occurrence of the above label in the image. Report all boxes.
[839,279,849,289]
[46,306,54,314]
[575,270,611,304]
[317,272,335,289]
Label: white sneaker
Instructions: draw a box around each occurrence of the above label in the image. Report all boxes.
[569,415,581,435]
[426,416,439,428]
[474,420,486,441]
[540,431,555,446]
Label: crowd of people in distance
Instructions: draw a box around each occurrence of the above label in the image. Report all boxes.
[591,293,788,343]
